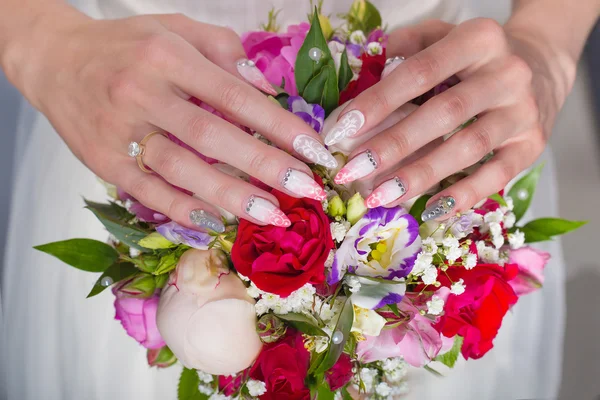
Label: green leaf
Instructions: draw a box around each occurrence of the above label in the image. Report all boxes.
[308,351,327,376]
[276,313,328,337]
[409,194,433,225]
[520,227,553,243]
[347,0,382,33]
[338,49,353,92]
[341,386,354,400]
[154,246,189,275]
[488,193,507,208]
[321,65,340,115]
[507,163,544,222]
[522,218,587,239]
[274,92,290,109]
[361,0,383,33]
[139,232,176,249]
[317,382,335,400]
[178,367,208,400]
[302,67,329,104]
[87,262,138,298]
[434,336,463,368]
[295,9,333,95]
[387,303,400,317]
[85,200,150,251]
[315,296,354,374]
[35,239,118,273]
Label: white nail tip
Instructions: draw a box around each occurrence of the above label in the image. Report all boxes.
[293,135,338,169]
[245,196,290,227]
[282,168,327,201]
[366,177,406,208]
[324,110,366,146]
[334,150,378,184]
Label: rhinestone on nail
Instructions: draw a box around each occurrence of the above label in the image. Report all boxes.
[246,195,256,213]
[366,150,378,168]
[282,168,292,186]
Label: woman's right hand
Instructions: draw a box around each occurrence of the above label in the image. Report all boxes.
[1,4,337,231]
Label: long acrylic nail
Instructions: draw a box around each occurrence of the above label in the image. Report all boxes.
[366,177,406,208]
[324,110,366,146]
[245,196,291,227]
[334,150,378,185]
[293,134,338,169]
[236,59,278,96]
[282,168,327,201]
[381,56,405,79]
[421,196,456,222]
[189,209,226,233]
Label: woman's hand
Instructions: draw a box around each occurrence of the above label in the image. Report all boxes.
[322,18,573,220]
[1,5,337,231]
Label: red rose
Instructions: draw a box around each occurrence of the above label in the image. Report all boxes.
[339,52,387,104]
[434,264,519,359]
[325,353,353,390]
[250,330,310,400]
[231,184,333,297]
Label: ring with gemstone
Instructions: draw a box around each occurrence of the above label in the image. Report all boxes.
[128,131,168,173]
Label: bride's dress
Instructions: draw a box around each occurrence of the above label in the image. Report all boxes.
[1,1,565,399]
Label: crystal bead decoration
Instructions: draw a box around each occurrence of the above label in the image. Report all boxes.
[517,188,529,200]
[100,276,114,287]
[332,330,344,344]
[308,47,323,62]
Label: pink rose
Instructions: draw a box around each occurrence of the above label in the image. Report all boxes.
[113,291,165,349]
[508,246,550,295]
[241,23,309,95]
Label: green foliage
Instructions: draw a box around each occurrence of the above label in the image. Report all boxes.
[316,382,335,400]
[276,313,328,337]
[35,239,118,273]
[338,49,353,92]
[434,336,464,368]
[521,218,587,243]
[344,0,382,34]
[409,194,433,225]
[314,297,354,374]
[487,193,507,208]
[507,163,544,222]
[87,262,138,298]
[178,368,209,400]
[138,232,176,249]
[154,246,190,275]
[85,199,149,251]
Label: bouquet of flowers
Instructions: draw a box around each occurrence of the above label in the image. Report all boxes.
[36,2,585,399]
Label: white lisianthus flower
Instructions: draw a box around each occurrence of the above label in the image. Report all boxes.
[508,230,526,249]
[421,266,438,285]
[351,305,387,337]
[349,30,367,45]
[426,295,445,315]
[366,42,383,55]
[450,279,466,295]
[464,253,478,270]
[246,379,267,397]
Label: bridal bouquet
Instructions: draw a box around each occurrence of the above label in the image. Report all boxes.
[36,2,585,399]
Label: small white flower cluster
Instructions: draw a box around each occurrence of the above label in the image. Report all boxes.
[379,357,409,383]
[479,196,524,252]
[441,236,463,265]
[450,278,466,295]
[366,42,383,55]
[426,295,445,316]
[411,251,437,285]
[248,283,316,316]
[330,221,351,242]
[311,297,344,353]
[355,362,410,399]
[344,275,362,293]
[246,379,267,397]
[197,370,215,396]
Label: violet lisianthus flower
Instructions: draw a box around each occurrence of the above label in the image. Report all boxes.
[156,221,212,249]
[287,96,325,133]
[329,206,421,284]
[113,290,165,349]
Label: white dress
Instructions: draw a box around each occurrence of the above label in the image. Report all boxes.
[1,1,565,399]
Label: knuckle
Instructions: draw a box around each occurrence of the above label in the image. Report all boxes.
[165,196,185,220]
[213,27,241,48]
[136,33,173,69]
[506,55,533,84]
[462,181,482,208]
[185,114,218,148]
[466,125,493,158]
[406,53,440,87]
[382,131,411,161]
[156,149,187,179]
[435,94,469,129]
[218,82,249,115]
[472,18,505,44]
[413,160,437,186]
[209,182,230,207]
[363,89,391,116]
[246,151,275,176]
[107,72,140,107]
[496,161,516,186]
[127,176,152,201]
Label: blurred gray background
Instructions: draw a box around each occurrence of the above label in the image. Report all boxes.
[0,3,598,400]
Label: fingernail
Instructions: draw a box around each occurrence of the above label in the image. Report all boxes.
[236,58,278,96]
[189,209,225,233]
[293,134,338,169]
[324,110,365,146]
[282,168,327,201]
[334,150,378,185]
[245,195,291,227]
[381,56,405,79]
[366,177,406,208]
[421,196,456,222]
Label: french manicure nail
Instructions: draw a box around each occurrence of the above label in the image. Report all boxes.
[324,110,366,146]
[189,209,226,233]
[366,177,406,208]
[245,195,291,227]
[381,56,406,79]
[421,196,456,222]
[293,134,338,169]
[236,58,278,96]
[282,168,327,201]
[334,150,378,185]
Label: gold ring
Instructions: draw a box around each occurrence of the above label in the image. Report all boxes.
[127,131,168,173]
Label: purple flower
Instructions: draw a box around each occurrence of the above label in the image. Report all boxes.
[329,206,421,284]
[287,96,325,133]
[156,221,212,249]
[449,211,483,239]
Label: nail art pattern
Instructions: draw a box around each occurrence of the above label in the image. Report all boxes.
[334,150,378,185]
[366,177,406,208]
[381,56,406,79]
[282,168,327,201]
[246,195,291,227]
[189,209,226,233]
[324,110,365,146]
[421,196,456,222]
[293,135,338,168]
[236,59,278,96]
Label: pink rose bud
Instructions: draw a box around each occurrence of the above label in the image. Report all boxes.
[509,246,550,295]
[113,291,165,349]
[147,346,177,368]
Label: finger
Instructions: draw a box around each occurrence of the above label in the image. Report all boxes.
[142,134,291,227]
[147,98,327,201]
[323,18,509,146]
[364,103,536,208]
[420,137,543,222]
[334,61,529,185]
[120,167,227,232]
[146,36,337,168]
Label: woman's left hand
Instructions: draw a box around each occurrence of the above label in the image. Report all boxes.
[323,18,568,221]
